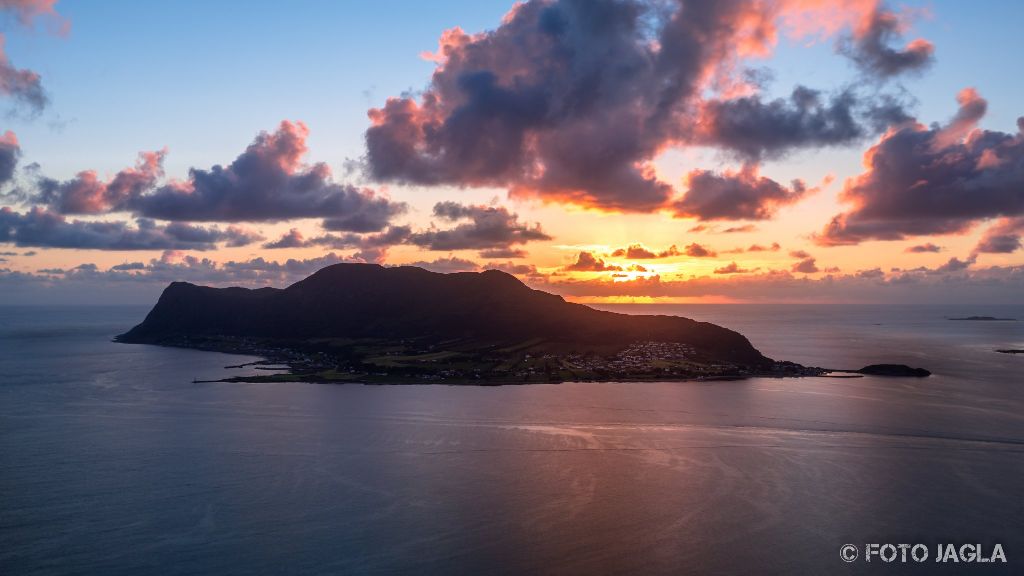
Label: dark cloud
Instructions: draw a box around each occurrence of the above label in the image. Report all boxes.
[674,165,810,221]
[0,37,47,114]
[111,261,147,271]
[839,6,934,79]
[18,122,407,233]
[263,228,307,249]
[0,1,68,114]
[0,130,20,185]
[483,260,541,277]
[852,268,882,278]
[905,242,943,253]
[365,0,675,211]
[974,218,1024,254]
[0,207,261,251]
[935,255,975,273]
[408,202,550,250]
[714,261,756,274]
[683,242,716,258]
[565,251,621,272]
[351,247,388,264]
[791,257,819,273]
[365,0,915,212]
[263,225,412,251]
[131,122,406,229]
[818,89,1024,245]
[789,249,811,259]
[696,87,889,160]
[34,150,166,214]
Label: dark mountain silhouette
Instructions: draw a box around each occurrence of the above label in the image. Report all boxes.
[118,263,771,367]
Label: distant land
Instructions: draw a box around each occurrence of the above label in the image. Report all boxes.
[949,316,1018,321]
[117,264,927,384]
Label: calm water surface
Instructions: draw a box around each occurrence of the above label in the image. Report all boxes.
[2,304,1023,574]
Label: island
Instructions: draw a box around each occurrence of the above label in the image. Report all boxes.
[116,263,926,384]
[996,349,1024,355]
[949,316,1017,321]
[855,364,931,377]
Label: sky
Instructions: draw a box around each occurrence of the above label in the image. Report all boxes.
[1,0,1023,304]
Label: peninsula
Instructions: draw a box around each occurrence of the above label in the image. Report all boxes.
[116,264,923,384]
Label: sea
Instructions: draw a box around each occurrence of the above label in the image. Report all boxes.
[1,304,1022,575]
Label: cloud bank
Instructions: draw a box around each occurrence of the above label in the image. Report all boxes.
[366,0,926,214]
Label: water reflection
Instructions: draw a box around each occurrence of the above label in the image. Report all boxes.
[1,306,1022,574]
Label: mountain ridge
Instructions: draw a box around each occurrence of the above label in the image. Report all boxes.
[119,263,771,366]
[114,263,855,383]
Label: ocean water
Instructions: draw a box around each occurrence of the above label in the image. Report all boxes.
[1,304,1022,575]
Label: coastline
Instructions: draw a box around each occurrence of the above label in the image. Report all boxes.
[121,338,850,386]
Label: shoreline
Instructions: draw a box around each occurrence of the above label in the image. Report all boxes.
[122,337,928,386]
[124,339,828,385]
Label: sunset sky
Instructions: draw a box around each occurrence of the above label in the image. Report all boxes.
[2,0,1023,304]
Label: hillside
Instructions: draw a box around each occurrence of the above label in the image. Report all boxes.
[117,263,789,383]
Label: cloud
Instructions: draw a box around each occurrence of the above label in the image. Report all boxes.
[527,263,1024,304]
[365,0,916,213]
[695,87,894,160]
[478,247,528,259]
[263,227,307,249]
[683,242,716,258]
[565,251,621,272]
[974,218,1024,254]
[818,89,1024,245]
[746,242,780,252]
[0,130,19,184]
[262,203,550,256]
[34,150,167,214]
[262,225,412,251]
[483,260,541,277]
[722,224,759,233]
[17,122,407,233]
[791,257,819,273]
[673,164,810,221]
[408,202,550,250]
[839,5,934,79]
[0,35,47,114]
[0,251,365,304]
[905,242,942,253]
[935,255,974,273]
[0,1,68,33]
[609,243,680,259]
[0,207,262,251]
[855,267,884,278]
[789,249,811,259]
[404,256,480,273]
[0,1,68,114]
[714,261,756,274]
[130,121,406,229]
